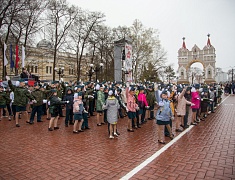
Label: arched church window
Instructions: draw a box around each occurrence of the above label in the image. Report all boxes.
[181,72,184,76]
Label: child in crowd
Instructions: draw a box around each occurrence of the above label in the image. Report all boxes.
[126,84,139,132]
[191,85,201,125]
[156,90,174,144]
[103,90,120,139]
[64,88,74,127]
[0,86,11,121]
[138,86,149,126]
[200,90,210,120]
[73,92,84,133]
[175,86,194,132]
[48,89,68,131]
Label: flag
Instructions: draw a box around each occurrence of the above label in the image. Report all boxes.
[22,45,25,68]
[4,42,8,66]
[15,45,19,68]
[10,44,14,69]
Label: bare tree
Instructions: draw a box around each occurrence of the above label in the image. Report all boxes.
[130,19,167,81]
[67,9,105,81]
[46,0,78,81]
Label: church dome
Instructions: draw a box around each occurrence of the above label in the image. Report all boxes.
[37,39,53,49]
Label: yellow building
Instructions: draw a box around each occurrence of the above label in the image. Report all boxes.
[1,39,89,82]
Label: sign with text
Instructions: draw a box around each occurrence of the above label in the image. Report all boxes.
[125,43,133,82]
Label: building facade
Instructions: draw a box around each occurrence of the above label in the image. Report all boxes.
[178,35,216,84]
[1,39,89,82]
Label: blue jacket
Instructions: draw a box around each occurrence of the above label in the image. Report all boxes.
[156,99,172,121]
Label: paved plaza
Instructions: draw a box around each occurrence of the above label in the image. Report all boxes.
[0,95,235,180]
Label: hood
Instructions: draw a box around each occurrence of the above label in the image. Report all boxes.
[107,97,116,105]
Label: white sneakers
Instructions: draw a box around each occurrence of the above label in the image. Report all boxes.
[109,133,119,139]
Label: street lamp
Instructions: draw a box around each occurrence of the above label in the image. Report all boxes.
[95,63,103,82]
[87,63,103,82]
[87,64,94,81]
[54,67,64,80]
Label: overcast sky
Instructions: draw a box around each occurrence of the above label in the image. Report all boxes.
[67,0,235,72]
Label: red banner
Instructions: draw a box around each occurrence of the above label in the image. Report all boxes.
[15,45,19,68]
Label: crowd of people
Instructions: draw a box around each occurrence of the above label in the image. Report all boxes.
[0,74,231,143]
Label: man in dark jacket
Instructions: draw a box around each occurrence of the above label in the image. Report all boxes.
[20,68,29,79]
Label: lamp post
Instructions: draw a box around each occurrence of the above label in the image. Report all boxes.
[95,63,104,82]
[54,67,64,80]
[88,64,94,81]
[88,63,104,82]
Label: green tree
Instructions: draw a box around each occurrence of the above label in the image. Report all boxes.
[164,65,175,83]
[139,62,161,82]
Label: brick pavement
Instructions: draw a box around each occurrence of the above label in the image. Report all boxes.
[129,95,235,180]
[0,96,234,180]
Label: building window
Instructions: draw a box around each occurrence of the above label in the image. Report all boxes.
[181,71,184,76]
[35,66,38,73]
[69,69,71,75]
[46,66,52,74]
[31,66,34,73]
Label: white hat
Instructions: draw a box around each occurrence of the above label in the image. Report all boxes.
[95,84,100,90]
[108,90,113,96]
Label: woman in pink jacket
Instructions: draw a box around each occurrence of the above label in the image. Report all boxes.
[126,85,139,132]
[191,85,201,125]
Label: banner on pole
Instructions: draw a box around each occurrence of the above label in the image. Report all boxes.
[124,43,133,82]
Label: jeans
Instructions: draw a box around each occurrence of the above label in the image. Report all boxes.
[210,102,214,112]
[30,105,42,122]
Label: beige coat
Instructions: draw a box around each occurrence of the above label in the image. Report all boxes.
[176,89,191,116]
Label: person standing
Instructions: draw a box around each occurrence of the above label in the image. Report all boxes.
[138,86,149,126]
[156,90,174,144]
[96,84,105,126]
[126,84,139,132]
[183,87,192,128]
[5,87,13,120]
[191,85,201,125]
[175,87,194,132]
[20,68,29,79]
[73,92,84,133]
[146,85,156,120]
[29,83,44,124]
[48,89,69,131]
[7,77,36,127]
[0,86,11,121]
[103,90,120,139]
[64,88,74,127]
